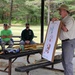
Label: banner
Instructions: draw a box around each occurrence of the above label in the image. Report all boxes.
[42,21,61,62]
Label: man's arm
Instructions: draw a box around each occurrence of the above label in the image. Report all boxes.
[52,18,68,32]
[29,30,34,41]
[61,22,68,32]
[1,35,12,38]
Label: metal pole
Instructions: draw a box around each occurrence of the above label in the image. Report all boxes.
[41,0,44,43]
[9,0,13,26]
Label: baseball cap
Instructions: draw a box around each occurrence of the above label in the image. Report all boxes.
[25,23,29,25]
[4,24,9,26]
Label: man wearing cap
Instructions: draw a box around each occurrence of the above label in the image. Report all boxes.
[20,23,35,45]
[1,24,13,50]
[52,4,75,75]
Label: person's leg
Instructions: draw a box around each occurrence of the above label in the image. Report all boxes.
[8,40,14,48]
[0,38,1,44]
[20,40,25,45]
[1,40,6,50]
[62,40,74,75]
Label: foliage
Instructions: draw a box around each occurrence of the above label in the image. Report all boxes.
[0,0,75,25]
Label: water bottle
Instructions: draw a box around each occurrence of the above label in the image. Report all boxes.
[20,45,25,51]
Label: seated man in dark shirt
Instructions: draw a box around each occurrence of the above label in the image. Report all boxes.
[20,23,35,45]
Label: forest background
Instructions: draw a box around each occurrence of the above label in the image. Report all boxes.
[0,0,75,25]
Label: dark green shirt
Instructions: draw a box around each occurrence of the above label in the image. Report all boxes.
[21,29,34,42]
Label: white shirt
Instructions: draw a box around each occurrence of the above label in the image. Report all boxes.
[59,15,75,40]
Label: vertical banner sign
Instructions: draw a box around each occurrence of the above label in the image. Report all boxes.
[42,21,60,62]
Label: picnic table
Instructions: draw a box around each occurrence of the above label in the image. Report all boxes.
[0,44,62,75]
[0,49,42,75]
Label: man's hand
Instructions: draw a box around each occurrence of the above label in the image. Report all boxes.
[25,40,30,44]
[51,17,59,22]
[1,35,7,38]
[1,35,12,38]
[51,18,68,32]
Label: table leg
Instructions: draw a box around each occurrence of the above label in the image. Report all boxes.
[27,55,30,63]
[0,58,17,75]
[8,59,12,75]
[4,58,17,71]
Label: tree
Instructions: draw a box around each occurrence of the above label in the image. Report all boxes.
[0,0,75,24]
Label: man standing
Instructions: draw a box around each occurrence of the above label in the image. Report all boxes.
[20,23,35,45]
[52,5,75,75]
[1,24,13,50]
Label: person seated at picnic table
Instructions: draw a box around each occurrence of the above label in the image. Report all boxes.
[20,23,35,45]
[0,24,14,50]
